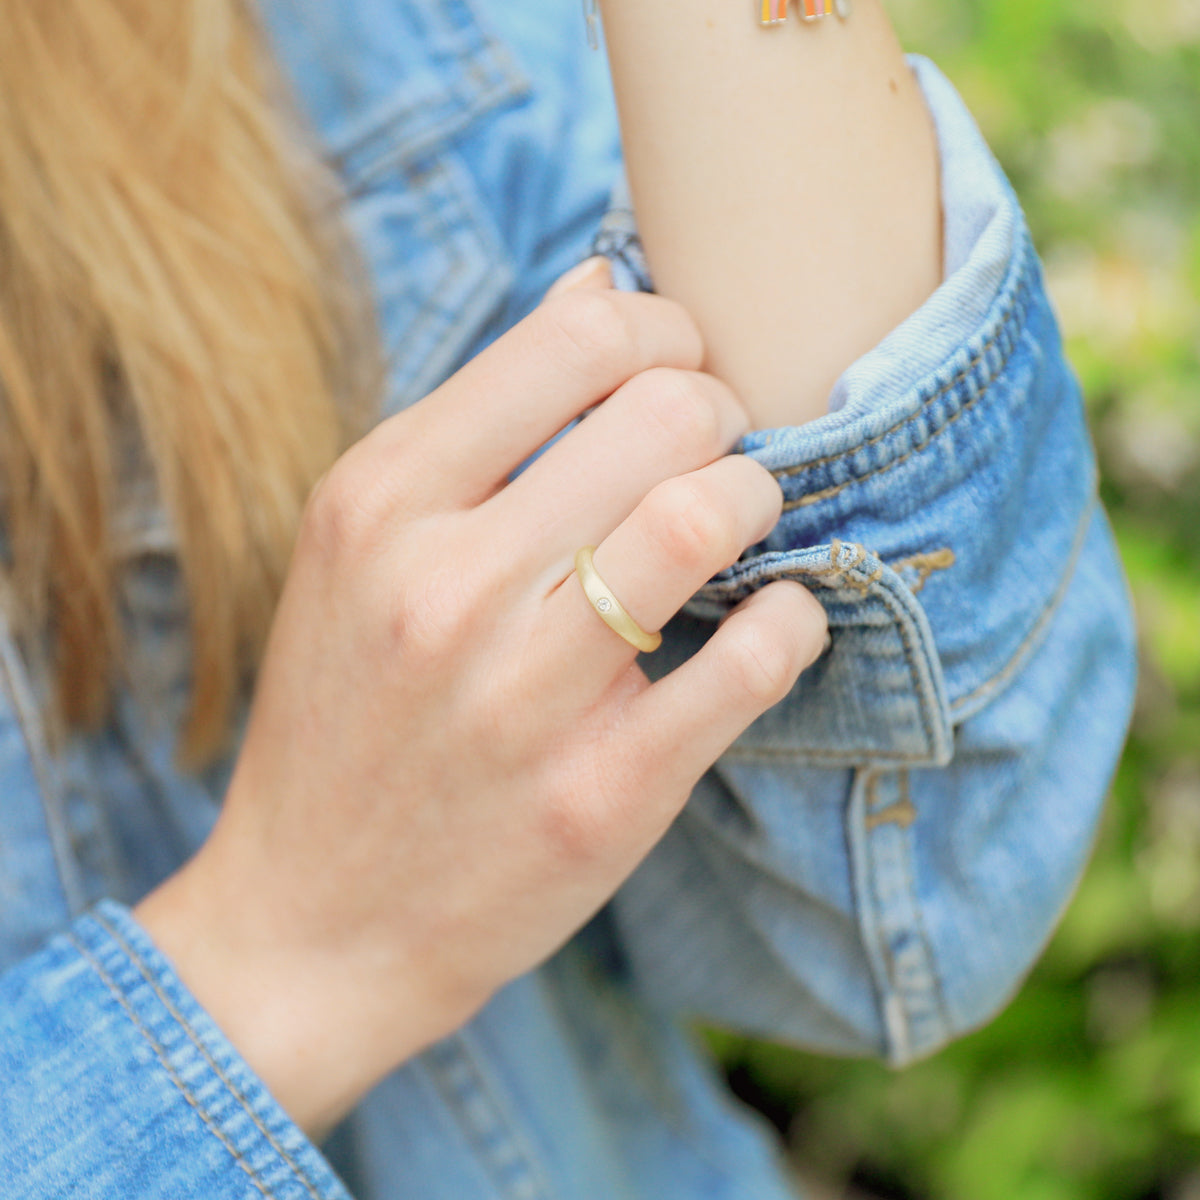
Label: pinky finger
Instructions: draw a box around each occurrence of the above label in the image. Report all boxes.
[629,581,828,808]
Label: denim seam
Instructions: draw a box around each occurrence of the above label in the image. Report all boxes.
[66,930,277,1200]
[410,152,514,390]
[774,314,1010,484]
[723,631,937,763]
[338,74,520,181]
[771,235,1032,486]
[682,810,892,1058]
[94,910,325,1200]
[780,291,1031,510]
[882,771,952,1054]
[848,769,906,1061]
[380,153,513,408]
[860,770,951,1063]
[949,491,1096,720]
[425,1033,556,1200]
[829,539,889,592]
[327,0,529,172]
[388,157,475,382]
[888,586,938,759]
[727,746,938,765]
[699,543,891,606]
[715,476,1087,758]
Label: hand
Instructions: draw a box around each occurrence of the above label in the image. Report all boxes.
[135,259,828,1135]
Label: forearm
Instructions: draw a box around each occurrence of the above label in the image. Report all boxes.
[597,0,942,428]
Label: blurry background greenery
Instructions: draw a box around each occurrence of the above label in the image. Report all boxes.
[714,0,1200,1195]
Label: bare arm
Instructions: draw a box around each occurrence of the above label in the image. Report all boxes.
[597,0,942,428]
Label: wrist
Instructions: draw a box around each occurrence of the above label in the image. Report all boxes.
[133,841,456,1137]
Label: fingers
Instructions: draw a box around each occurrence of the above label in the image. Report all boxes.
[365,283,707,514]
[628,581,828,801]
[540,454,784,679]
[495,367,750,557]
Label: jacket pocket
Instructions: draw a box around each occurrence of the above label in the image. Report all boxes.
[261,0,532,414]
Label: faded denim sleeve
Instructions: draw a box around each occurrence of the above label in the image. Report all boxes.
[0,902,350,1199]
[595,55,1137,1064]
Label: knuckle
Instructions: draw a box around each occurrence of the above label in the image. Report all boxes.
[722,620,796,707]
[384,562,482,666]
[644,478,738,572]
[636,369,723,453]
[300,459,373,557]
[538,788,609,868]
[538,288,638,380]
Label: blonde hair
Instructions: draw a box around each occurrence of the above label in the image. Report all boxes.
[0,0,377,764]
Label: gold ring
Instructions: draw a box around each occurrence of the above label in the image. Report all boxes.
[574,547,663,654]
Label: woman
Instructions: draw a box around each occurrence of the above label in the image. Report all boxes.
[0,0,1135,1196]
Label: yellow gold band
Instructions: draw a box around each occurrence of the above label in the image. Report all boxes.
[574,546,663,654]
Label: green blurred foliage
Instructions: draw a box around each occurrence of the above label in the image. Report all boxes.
[713,2,1200,1195]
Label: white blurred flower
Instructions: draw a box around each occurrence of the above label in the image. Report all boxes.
[1043,98,1160,200]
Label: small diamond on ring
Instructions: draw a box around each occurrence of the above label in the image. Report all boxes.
[597,597,613,613]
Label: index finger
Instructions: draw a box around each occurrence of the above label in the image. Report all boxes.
[372,285,707,511]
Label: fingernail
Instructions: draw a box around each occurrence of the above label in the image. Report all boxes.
[545,255,612,299]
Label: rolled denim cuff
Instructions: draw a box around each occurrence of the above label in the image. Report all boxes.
[0,901,350,1200]
[597,57,1099,767]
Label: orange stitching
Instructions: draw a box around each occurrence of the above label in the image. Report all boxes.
[730,497,1085,762]
[802,541,875,593]
[865,771,918,831]
[865,773,879,808]
[705,569,868,600]
[891,548,957,594]
[95,913,324,1200]
[708,541,891,605]
[775,352,988,477]
[776,346,988,482]
[68,933,274,1200]
[771,263,1030,481]
[782,354,1013,510]
[780,563,871,594]
[732,506,1093,762]
[713,541,883,598]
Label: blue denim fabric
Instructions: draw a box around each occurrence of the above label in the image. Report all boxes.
[0,1,1135,1197]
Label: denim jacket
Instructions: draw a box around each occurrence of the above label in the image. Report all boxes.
[0,1,1136,1197]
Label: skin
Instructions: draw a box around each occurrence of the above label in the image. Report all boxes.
[137,0,942,1139]
[137,263,829,1136]
[599,0,943,429]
